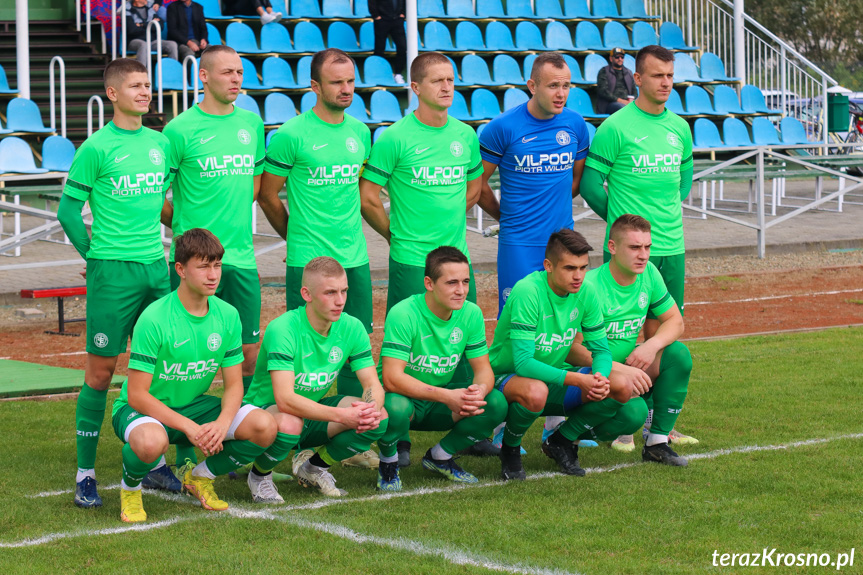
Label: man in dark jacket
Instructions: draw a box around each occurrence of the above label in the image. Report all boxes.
[596,47,636,114]
[368,0,406,83]
[126,0,180,66]
[167,0,208,59]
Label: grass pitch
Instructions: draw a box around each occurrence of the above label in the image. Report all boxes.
[1,327,861,574]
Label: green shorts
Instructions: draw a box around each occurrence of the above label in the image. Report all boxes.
[295,395,345,448]
[386,255,477,313]
[171,262,261,344]
[86,259,170,356]
[112,395,261,444]
[604,251,685,317]
[403,380,473,432]
[286,263,373,334]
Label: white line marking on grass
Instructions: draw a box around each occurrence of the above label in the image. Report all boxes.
[687,288,863,306]
[0,517,188,548]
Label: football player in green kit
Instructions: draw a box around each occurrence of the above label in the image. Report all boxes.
[243,257,388,500]
[58,58,175,508]
[111,229,276,522]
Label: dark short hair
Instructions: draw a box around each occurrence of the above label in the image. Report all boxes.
[425,246,469,281]
[610,213,651,242]
[310,48,354,84]
[545,228,593,262]
[174,228,225,264]
[410,52,452,84]
[200,44,238,71]
[530,52,568,82]
[635,45,675,74]
[104,58,148,90]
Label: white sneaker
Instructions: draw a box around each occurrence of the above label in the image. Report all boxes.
[272,11,283,21]
[247,472,284,504]
[291,449,315,476]
[260,11,277,24]
[393,73,405,84]
[296,461,347,497]
[341,449,380,468]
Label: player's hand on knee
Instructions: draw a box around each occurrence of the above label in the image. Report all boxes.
[585,373,610,402]
[625,345,657,371]
[344,402,377,431]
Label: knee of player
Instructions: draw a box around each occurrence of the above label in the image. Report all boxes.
[383,393,411,420]
[608,376,634,403]
[364,417,389,439]
[518,380,548,412]
[247,409,278,445]
[624,396,649,424]
[667,341,693,373]
[276,412,303,436]
[483,389,508,421]
[133,433,169,463]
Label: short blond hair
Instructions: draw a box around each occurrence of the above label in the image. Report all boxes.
[302,256,346,287]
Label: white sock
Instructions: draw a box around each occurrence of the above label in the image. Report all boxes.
[646,433,668,447]
[644,409,653,431]
[76,468,96,483]
[192,461,215,479]
[544,416,565,431]
[121,479,142,491]
[430,443,451,461]
[151,455,167,470]
[379,453,398,464]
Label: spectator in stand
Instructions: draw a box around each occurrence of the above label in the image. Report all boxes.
[126,0,180,66]
[167,0,208,59]
[223,0,283,24]
[596,47,637,115]
[368,0,406,84]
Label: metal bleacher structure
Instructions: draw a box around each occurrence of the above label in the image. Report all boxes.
[2,0,863,264]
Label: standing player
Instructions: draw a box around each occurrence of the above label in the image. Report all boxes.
[575,214,692,466]
[489,229,646,480]
[58,59,174,508]
[360,51,484,464]
[580,45,697,449]
[243,257,387,500]
[377,247,507,491]
[111,229,276,522]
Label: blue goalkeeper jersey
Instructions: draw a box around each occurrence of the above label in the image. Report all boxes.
[479,103,590,246]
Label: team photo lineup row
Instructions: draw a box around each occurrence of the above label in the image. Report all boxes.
[58,42,695,523]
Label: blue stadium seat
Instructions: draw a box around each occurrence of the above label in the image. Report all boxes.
[460,54,501,86]
[226,23,267,54]
[447,0,476,18]
[155,58,184,91]
[364,56,404,87]
[700,53,740,82]
[674,53,712,83]
[683,85,717,115]
[300,91,316,112]
[295,56,312,88]
[713,85,746,115]
[503,88,529,111]
[346,93,371,123]
[455,22,486,51]
[545,22,575,51]
[293,21,326,53]
[631,21,657,49]
[263,93,296,125]
[664,89,686,115]
[620,0,659,19]
[536,0,567,19]
[566,87,606,118]
[780,117,810,145]
[450,91,478,121]
[693,118,726,148]
[322,0,353,18]
[271,0,287,14]
[591,0,619,18]
[353,63,373,88]
[240,58,272,89]
[291,0,322,16]
[582,53,606,83]
[471,88,502,119]
[359,21,393,51]
[262,57,299,88]
[722,117,753,146]
[492,54,524,85]
[752,117,782,145]
[476,0,505,18]
[198,0,231,19]
[660,22,697,50]
[354,0,371,17]
[585,121,596,144]
[418,0,446,17]
[603,22,632,50]
[206,23,223,46]
[564,0,596,18]
[506,0,534,18]
[485,21,516,51]
[266,129,277,147]
[558,54,590,86]
[515,22,545,51]
[373,125,387,142]
[476,123,487,137]
[624,54,636,71]
[328,22,360,52]
[369,91,403,122]
[422,21,454,51]
[260,23,294,52]
[234,93,261,116]
[574,22,605,51]
[6,98,53,133]
[41,136,76,172]
[741,84,781,114]
[0,137,48,174]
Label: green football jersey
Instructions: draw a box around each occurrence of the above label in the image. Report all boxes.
[489,271,606,373]
[584,104,693,256]
[583,262,676,363]
[362,113,482,267]
[264,110,372,268]
[113,291,244,414]
[164,105,265,269]
[244,307,375,406]
[380,293,488,387]
[63,122,169,263]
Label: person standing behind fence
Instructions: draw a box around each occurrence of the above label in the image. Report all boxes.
[368,0,407,84]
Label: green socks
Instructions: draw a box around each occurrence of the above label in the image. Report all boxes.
[122,442,158,489]
[647,341,692,435]
[441,390,508,453]
[379,393,413,458]
[205,439,267,476]
[578,397,649,442]
[503,401,542,448]
[175,444,197,466]
[559,397,626,442]
[253,432,299,475]
[76,384,108,471]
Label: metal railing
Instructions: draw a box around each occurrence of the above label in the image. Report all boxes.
[145,21,164,113]
[182,54,200,112]
[87,94,104,137]
[49,56,66,138]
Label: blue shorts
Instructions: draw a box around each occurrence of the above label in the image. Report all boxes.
[497,243,546,315]
[495,366,590,412]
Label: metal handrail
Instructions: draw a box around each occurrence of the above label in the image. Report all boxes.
[76,0,81,32]
[85,0,91,43]
[49,56,67,138]
[182,54,199,112]
[87,95,105,137]
[145,20,164,113]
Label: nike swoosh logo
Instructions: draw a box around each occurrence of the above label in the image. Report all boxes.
[312,144,328,150]
[200,136,216,144]
[415,147,430,154]
[607,306,622,314]
[635,136,649,143]
[522,136,537,143]
[542,314,553,320]
[173,339,190,348]
[114,154,130,163]
[421,334,432,341]
[253,330,261,336]
[303,352,313,358]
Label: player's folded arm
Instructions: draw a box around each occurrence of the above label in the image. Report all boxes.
[511,337,566,385]
[270,369,343,424]
[57,195,91,260]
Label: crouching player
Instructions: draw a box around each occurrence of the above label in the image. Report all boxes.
[490,229,647,480]
[575,214,692,466]
[377,247,507,491]
[243,257,387,500]
[111,229,277,522]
